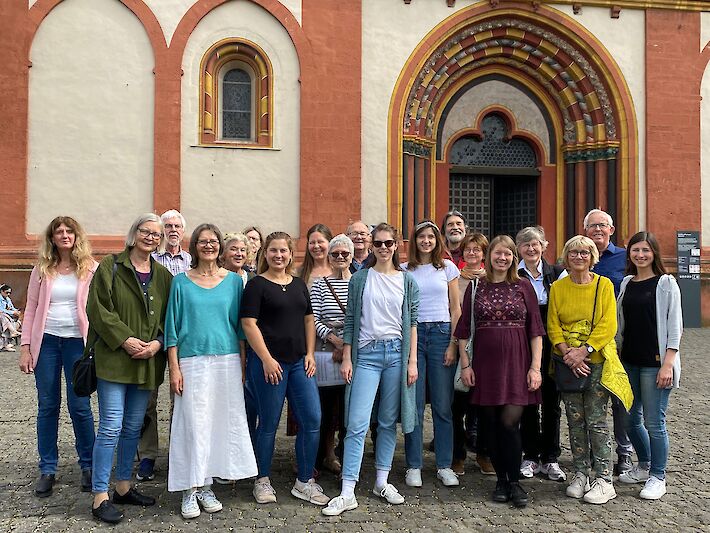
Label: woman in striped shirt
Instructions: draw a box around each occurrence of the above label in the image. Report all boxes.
[310,234,354,475]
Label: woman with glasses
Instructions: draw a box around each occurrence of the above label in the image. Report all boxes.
[310,234,354,475]
[19,217,97,497]
[241,232,328,507]
[516,226,567,483]
[547,235,631,505]
[86,214,172,524]
[402,220,461,488]
[616,231,682,500]
[166,224,257,519]
[242,226,264,272]
[454,235,544,508]
[322,223,419,516]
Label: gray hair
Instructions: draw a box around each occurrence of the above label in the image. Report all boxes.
[160,209,186,228]
[583,209,614,229]
[515,226,548,250]
[224,232,249,248]
[328,233,354,255]
[126,213,163,247]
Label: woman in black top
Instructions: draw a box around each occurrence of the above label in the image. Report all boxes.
[241,232,329,507]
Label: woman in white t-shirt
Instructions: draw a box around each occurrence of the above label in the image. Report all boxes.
[19,217,98,498]
[401,220,461,487]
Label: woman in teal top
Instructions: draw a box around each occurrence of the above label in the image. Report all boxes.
[165,224,257,520]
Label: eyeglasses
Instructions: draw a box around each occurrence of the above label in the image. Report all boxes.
[464,247,482,254]
[330,251,351,259]
[197,239,220,247]
[137,228,163,240]
[568,250,591,258]
[586,223,610,230]
[348,231,369,238]
[373,240,395,249]
[164,223,183,230]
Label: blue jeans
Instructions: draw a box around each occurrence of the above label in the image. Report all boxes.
[33,334,94,474]
[404,322,455,469]
[622,364,672,479]
[247,352,321,482]
[342,339,402,482]
[92,379,151,493]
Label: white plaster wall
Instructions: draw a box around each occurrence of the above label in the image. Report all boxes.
[143,0,302,45]
[181,0,300,235]
[362,1,646,226]
[701,12,710,52]
[28,0,154,235]
[441,81,551,161]
[701,62,710,246]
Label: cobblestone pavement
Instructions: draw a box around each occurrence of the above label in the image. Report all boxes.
[2,330,709,532]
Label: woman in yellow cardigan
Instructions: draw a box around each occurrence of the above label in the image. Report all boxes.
[547,235,632,506]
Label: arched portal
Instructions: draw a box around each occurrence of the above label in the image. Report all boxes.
[389,4,638,253]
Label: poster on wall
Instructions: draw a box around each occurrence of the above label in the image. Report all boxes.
[676,231,701,328]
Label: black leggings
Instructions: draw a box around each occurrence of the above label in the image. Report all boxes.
[480,405,524,482]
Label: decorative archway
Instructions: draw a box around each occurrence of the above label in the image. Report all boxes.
[389,3,638,252]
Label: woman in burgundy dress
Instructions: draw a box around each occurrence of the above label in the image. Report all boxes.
[454,235,544,508]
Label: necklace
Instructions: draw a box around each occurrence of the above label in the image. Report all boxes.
[198,269,219,277]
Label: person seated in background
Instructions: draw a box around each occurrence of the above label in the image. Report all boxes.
[1,284,21,351]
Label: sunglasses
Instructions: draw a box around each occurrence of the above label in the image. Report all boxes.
[373,240,395,249]
[330,251,351,259]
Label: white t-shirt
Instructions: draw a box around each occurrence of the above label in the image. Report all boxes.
[44,273,81,338]
[358,270,404,347]
[401,259,459,323]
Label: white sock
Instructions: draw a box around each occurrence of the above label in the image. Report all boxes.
[375,469,389,489]
[341,479,356,498]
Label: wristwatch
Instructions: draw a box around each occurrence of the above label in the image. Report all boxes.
[583,344,594,354]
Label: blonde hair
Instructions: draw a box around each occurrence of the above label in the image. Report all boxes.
[37,216,94,280]
[561,235,600,268]
[484,235,520,283]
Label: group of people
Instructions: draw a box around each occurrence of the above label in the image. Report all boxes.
[16,207,682,524]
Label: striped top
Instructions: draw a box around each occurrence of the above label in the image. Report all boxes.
[310,276,350,341]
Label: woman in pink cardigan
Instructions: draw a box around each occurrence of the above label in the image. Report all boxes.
[19,216,97,498]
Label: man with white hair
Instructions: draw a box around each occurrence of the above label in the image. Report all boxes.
[440,210,467,266]
[136,209,191,482]
[347,220,372,273]
[583,208,634,475]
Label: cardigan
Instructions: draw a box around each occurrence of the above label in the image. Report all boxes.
[20,261,98,369]
[343,268,419,434]
[616,274,683,388]
[85,249,172,390]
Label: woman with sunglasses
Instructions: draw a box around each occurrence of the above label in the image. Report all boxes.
[86,214,172,524]
[402,220,461,488]
[309,234,354,475]
[322,223,419,516]
[547,235,631,505]
[616,231,682,500]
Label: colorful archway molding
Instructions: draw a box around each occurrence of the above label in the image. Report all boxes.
[388,2,638,252]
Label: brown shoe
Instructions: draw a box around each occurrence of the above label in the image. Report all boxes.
[452,458,465,476]
[322,457,342,475]
[476,455,496,475]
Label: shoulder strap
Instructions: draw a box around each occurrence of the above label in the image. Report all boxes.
[323,277,346,314]
[591,275,600,326]
[466,278,479,356]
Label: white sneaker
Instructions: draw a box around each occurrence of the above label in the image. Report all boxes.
[253,478,277,504]
[196,487,222,513]
[583,478,617,504]
[619,465,650,484]
[566,472,590,499]
[291,478,329,506]
[321,495,359,516]
[373,483,405,504]
[181,489,201,519]
[405,468,422,487]
[519,460,540,478]
[541,462,567,482]
[436,468,460,487]
[640,476,666,500]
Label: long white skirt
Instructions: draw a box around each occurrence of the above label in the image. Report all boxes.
[168,353,257,492]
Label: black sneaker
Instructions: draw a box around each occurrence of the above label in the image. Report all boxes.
[509,482,529,508]
[616,454,633,475]
[92,500,124,524]
[492,480,510,503]
[81,469,92,492]
[112,487,156,507]
[35,474,55,498]
[136,458,155,481]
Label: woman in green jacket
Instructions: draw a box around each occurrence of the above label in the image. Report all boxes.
[87,213,172,524]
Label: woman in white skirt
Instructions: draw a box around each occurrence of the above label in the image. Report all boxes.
[166,223,257,519]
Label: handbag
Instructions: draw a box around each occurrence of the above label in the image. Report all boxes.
[552,276,600,393]
[455,278,478,393]
[72,254,118,397]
